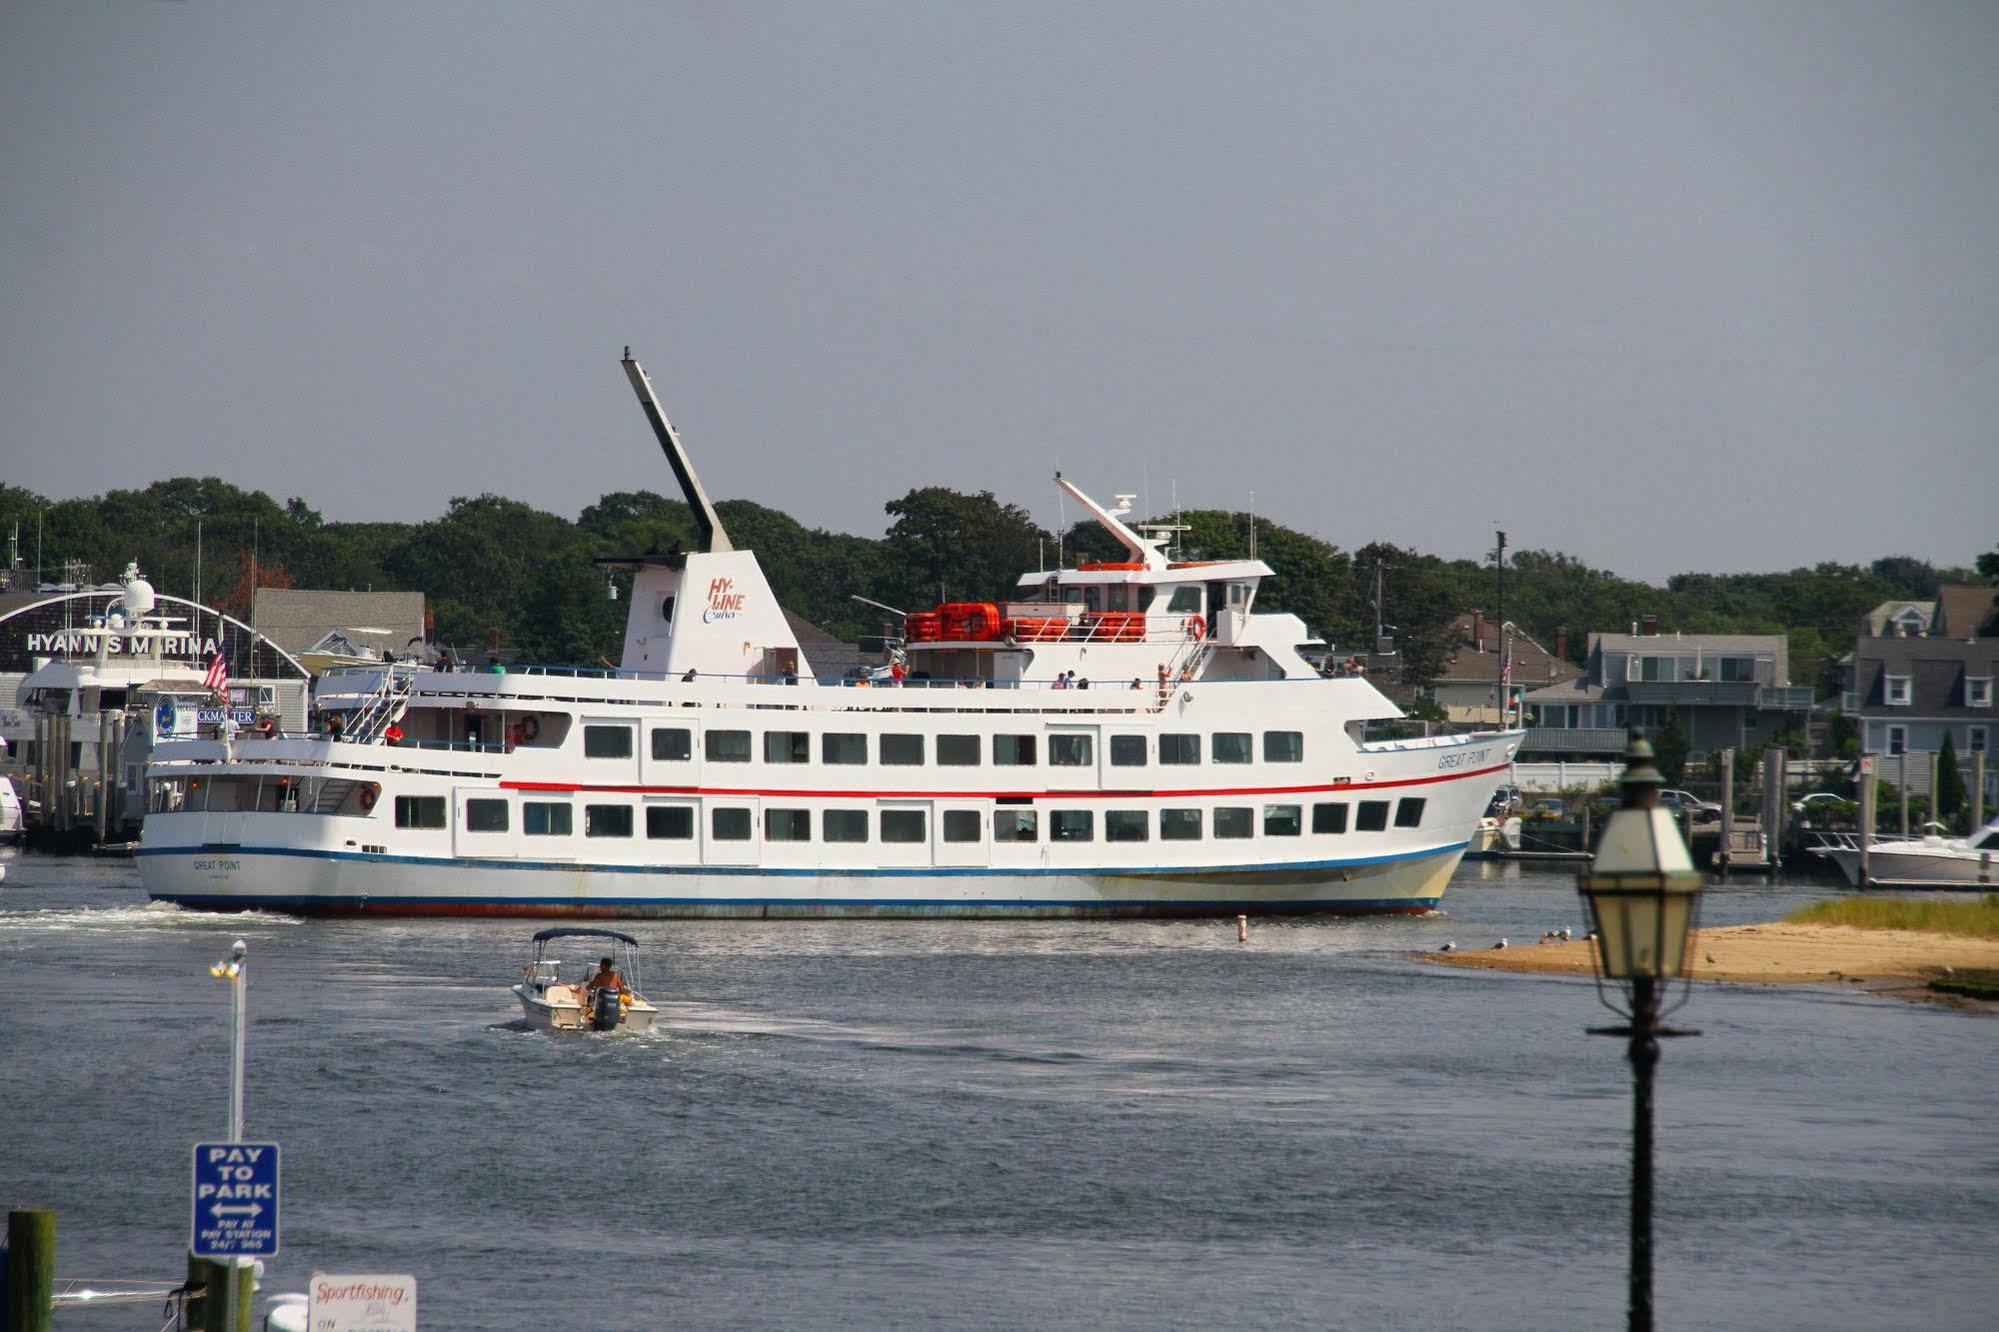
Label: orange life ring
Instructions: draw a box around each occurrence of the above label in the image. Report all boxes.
[358,785,378,813]
[1185,616,1206,640]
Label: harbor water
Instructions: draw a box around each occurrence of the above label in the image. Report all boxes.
[2,852,1994,1329]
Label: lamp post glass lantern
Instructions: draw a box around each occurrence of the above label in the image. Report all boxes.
[1577,734,1704,1332]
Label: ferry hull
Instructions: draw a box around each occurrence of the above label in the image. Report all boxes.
[138,844,1465,918]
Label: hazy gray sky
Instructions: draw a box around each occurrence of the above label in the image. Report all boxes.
[2,1,1994,580]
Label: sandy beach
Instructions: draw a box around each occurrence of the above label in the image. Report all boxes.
[1420,923,1999,996]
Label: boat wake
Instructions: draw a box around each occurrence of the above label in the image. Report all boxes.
[0,901,305,936]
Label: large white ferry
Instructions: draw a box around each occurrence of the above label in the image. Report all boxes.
[139,352,1521,917]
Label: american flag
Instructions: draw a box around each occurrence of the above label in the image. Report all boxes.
[202,653,228,695]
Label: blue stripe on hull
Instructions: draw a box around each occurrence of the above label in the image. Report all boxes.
[139,842,1462,919]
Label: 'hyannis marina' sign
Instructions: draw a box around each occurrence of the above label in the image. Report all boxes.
[0,590,306,679]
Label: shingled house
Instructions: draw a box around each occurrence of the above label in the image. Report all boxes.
[1421,612,1579,730]
[1847,584,1998,803]
[1521,621,1811,757]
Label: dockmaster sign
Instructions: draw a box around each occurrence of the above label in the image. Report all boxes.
[191,1142,280,1258]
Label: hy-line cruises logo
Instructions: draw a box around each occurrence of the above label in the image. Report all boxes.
[703,577,747,623]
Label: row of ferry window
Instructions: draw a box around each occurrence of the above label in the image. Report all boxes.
[393,796,1425,841]
[584,725,1306,767]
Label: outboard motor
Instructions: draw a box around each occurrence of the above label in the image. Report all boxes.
[590,988,623,1031]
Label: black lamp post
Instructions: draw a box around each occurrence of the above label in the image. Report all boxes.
[1578,734,1705,1332]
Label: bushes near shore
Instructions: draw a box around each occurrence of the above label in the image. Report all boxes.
[1784,895,1999,940]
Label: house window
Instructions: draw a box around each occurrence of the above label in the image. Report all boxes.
[711,807,753,841]
[706,729,752,762]
[766,809,811,842]
[1160,809,1202,841]
[1262,804,1301,837]
[650,727,691,761]
[1313,802,1348,834]
[1263,731,1303,763]
[880,809,927,843]
[1050,734,1094,767]
[881,734,924,766]
[1214,807,1254,839]
[1969,727,1988,755]
[1109,735,1147,767]
[1886,726,1907,757]
[523,802,572,836]
[764,731,810,764]
[1968,677,1994,708]
[942,810,981,843]
[1212,733,1252,765]
[464,799,509,833]
[1160,734,1200,765]
[1050,810,1094,842]
[993,735,1037,766]
[646,806,693,840]
[1717,657,1755,683]
[994,810,1039,842]
[1884,674,1912,707]
[583,725,633,759]
[823,809,868,843]
[1395,798,1426,828]
[937,734,980,766]
[1356,800,1390,832]
[823,733,868,765]
[394,796,446,829]
[584,805,633,838]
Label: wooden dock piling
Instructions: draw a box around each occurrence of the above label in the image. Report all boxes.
[5,1208,55,1332]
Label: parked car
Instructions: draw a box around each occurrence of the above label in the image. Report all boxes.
[1527,797,1567,818]
[1658,789,1722,818]
[1790,791,1850,817]
[1484,785,1520,817]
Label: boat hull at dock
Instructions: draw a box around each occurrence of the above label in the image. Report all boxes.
[137,843,1465,918]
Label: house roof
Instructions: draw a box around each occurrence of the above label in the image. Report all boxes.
[1521,677,1608,704]
[1433,615,1580,689]
[1934,584,1999,638]
[251,589,426,656]
[1861,599,1935,637]
[1851,635,1999,717]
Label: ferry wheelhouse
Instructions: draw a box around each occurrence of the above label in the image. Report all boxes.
[138,352,1521,917]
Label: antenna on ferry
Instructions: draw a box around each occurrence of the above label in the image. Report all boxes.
[620,347,734,554]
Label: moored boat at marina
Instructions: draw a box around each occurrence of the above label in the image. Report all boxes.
[137,351,1522,918]
[1810,816,1999,888]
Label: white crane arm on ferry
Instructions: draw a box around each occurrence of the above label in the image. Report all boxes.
[1053,472,1168,570]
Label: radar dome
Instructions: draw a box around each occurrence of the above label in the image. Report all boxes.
[122,571,156,620]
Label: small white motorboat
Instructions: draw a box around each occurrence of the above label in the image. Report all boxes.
[512,927,659,1033]
[1811,815,1999,888]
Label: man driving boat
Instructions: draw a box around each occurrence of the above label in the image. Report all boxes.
[578,956,627,1015]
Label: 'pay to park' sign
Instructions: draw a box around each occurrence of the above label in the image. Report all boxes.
[190,1142,280,1258]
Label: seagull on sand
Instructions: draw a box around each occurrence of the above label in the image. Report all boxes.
[1440,941,1456,953]
[1494,937,1509,950]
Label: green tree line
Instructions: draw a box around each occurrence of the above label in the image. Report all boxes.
[1,479,1987,690]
